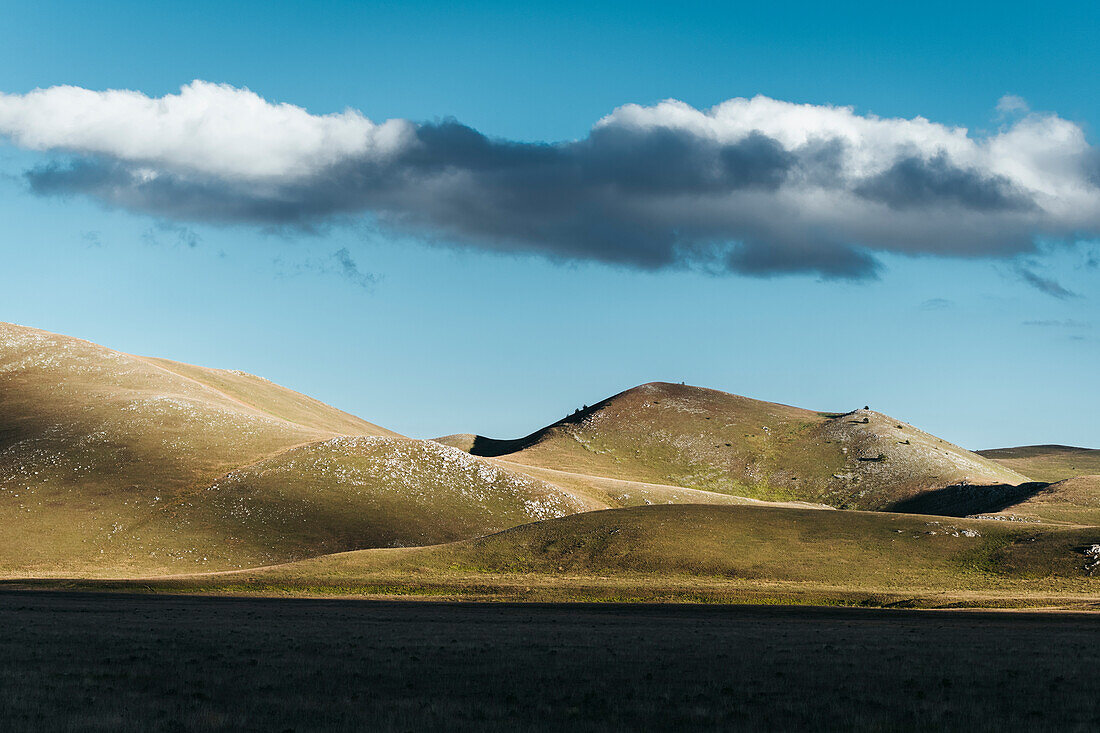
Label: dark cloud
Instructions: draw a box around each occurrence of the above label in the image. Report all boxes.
[854,154,1033,212]
[1015,266,1078,299]
[725,239,880,279]
[19,115,1097,282]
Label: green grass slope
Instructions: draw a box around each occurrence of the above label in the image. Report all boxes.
[1,325,804,578]
[106,503,1100,607]
[977,445,1100,483]
[455,382,1027,510]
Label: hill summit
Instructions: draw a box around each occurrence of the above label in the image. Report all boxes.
[0,323,589,575]
[439,382,1027,509]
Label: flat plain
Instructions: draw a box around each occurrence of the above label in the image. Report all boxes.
[2,591,1099,733]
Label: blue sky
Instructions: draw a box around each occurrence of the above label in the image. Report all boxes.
[0,0,1097,448]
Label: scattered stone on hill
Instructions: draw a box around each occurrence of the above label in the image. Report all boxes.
[970,514,1039,522]
[924,521,981,538]
[1085,545,1100,574]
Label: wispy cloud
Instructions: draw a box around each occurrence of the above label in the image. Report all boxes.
[1022,319,1090,327]
[141,220,201,248]
[274,248,377,290]
[1015,265,1079,299]
[331,247,376,289]
[995,94,1030,118]
[4,81,1100,279]
[919,297,954,311]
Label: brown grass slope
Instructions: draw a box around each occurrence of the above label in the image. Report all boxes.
[2,324,604,576]
[142,356,399,437]
[451,382,1027,510]
[0,322,405,575]
[0,325,800,577]
[978,445,1100,483]
[169,436,599,569]
[987,476,1100,526]
[486,458,833,511]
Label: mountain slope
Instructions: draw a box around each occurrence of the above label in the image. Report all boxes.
[0,324,600,575]
[0,325,800,576]
[166,436,597,567]
[485,458,833,511]
[0,322,405,574]
[450,382,1027,510]
[977,445,1100,483]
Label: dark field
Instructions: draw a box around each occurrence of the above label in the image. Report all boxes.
[1,593,1098,732]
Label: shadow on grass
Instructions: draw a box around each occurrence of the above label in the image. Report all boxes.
[886,482,1049,517]
[469,400,610,457]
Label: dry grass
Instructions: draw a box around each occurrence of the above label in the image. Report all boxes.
[23,503,1098,608]
[0,324,597,576]
[1,324,840,579]
[979,445,1100,483]
[987,476,1100,525]
[459,382,1027,510]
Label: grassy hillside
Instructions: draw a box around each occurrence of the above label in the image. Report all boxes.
[1,322,394,575]
[454,382,1027,510]
[978,445,1100,483]
[161,436,599,569]
[70,503,1100,607]
[142,356,398,437]
[987,476,1100,525]
[487,458,832,511]
[0,324,602,575]
[0,324,808,577]
[263,504,1100,590]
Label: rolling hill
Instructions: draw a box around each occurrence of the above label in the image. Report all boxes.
[4,322,1081,589]
[985,476,1100,525]
[94,503,1100,607]
[442,382,1028,510]
[0,322,411,574]
[0,324,589,575]
[978,445,1100,483]
[0,324,780,576]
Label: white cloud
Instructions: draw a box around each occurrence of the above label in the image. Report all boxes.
[996,94,1030,116]
[599,95,1098,220]
[2,82,1099,278]
[0,80,413,180]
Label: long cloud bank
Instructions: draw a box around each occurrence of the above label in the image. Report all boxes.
[2,80,1098,278]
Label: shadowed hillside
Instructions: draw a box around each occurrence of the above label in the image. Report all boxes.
[170,436,599,567]
[445,382,1027,510]
[0,322,402,574]
[1,325,800,576]
[978,445,1100,483]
